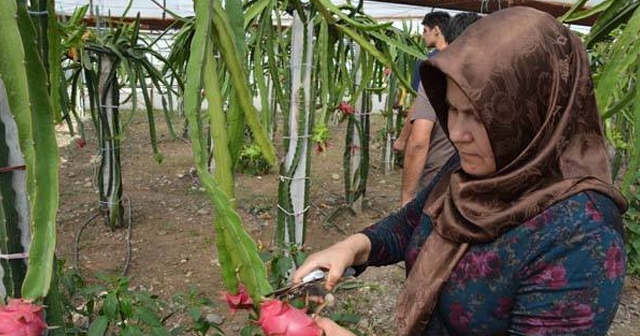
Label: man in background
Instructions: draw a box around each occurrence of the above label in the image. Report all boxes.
[409,12,450,91]
[395,12,483,206]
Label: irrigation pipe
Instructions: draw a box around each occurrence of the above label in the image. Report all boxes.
[73,194,134,277]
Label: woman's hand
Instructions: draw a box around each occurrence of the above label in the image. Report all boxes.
[293,233,371,290]
[315,317,356,336]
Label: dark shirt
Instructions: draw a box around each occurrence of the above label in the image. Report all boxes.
[411,49,438,91]
[360,156,626,335]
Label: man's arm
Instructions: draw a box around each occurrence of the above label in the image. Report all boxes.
[400,118,434,206]
[393,104,415,152]
[395,58,426,152]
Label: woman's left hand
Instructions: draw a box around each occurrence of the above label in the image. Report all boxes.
[315,317,356,336]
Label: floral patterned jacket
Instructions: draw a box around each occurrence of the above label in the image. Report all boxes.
[361,157,626,336]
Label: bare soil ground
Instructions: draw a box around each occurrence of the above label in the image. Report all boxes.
[55,113,640,335]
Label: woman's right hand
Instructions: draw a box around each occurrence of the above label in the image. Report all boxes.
[292,233,371,290]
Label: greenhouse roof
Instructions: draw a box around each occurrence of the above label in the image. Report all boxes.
[54,0,603,28]
[381,0,605,25]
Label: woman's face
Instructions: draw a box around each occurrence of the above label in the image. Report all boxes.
[446,78,497,177]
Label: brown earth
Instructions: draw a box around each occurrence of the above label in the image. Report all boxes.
[55,113,640,335]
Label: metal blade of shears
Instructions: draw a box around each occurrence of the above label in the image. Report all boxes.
[267,267,356,299]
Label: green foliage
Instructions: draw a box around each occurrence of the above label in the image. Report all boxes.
[211,0,277,166]
[567,0,640,274]
[0,0,60,301]
[624,177,640,275]
[261,244,308,290]
[589,9,640,274]
[310,0,422,94]
[584,3,640,193]
[170,288,224,336]
[58,267,224,335]
[238,144,272,176]
[327,293,367,336]
[311,124,330,152]
[56,7,183,231]
[585,0,639,48]
[79,15,178,160]
[239,325,262,336]
[183,0,272,303]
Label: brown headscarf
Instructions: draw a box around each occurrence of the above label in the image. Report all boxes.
[396,7,627,335]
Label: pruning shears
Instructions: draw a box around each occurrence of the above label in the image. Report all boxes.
[268,267,356,300]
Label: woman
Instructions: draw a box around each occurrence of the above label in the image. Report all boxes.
[293,7,627,336]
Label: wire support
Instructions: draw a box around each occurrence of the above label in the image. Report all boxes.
[98,198,123,206]
[99,146,121,152]
[0,165,26,174]
[285,63,316,70]
[278,175,310,182]
[352,112,377,116]
[277,204,310,217]
[27,10,48,16]
[282,134,312,139]
[0,252,28,260]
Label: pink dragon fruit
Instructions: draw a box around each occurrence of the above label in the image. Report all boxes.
[258,299,322,336]
[0,299,47,336]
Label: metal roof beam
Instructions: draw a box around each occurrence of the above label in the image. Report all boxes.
[368,0,597,25]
